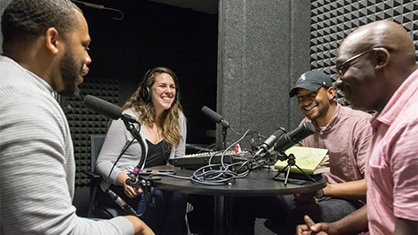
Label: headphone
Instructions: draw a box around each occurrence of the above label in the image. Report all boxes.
[139,67,180,103]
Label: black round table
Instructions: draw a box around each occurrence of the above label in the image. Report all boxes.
[147,166,327,235]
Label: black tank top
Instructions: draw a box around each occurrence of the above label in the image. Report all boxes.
[144,139,171,167]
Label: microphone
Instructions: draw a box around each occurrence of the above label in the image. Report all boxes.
[201,106,230,128]
[106,189,138,216]
[253,128,286,159]
[83,95,138,123]
[274,122,315,152]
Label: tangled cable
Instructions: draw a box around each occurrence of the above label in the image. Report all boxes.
[188,129,262,186]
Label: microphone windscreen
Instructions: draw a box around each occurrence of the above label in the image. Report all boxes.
[83,95,122,120]
[289,122,315,142]
[201,106,223,123]
[274,122,315,152]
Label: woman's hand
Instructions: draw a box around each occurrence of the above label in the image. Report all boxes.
[123,180,143,198]
[116,172,143,198]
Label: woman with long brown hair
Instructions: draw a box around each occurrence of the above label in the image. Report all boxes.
[96,67,188,234]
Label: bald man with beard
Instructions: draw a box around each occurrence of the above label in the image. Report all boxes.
[296,20,418,235]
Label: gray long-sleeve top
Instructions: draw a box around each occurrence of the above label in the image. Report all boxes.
[96,108,187,190]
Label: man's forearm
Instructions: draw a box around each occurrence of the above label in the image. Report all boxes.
[333,205,368,235]
[324,179,367,199]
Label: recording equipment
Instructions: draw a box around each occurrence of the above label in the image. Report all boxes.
[201,106,230,128]
[106,188,137,216]
[83,95,138,123]
[253,128,286,159]
[139,67,180,103]
[274,122,315,152]
[83,96,148,189]
[186,143,214,152]
[169,150,251,170]
[272,122,316,185]
[125,174,147,190]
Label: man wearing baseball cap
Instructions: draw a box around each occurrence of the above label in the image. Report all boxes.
[231,70,372,235]
[289,70,333,97]
[264,70,373,234]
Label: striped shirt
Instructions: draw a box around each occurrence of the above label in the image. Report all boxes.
[0,55,134,234]
[299,103,372,186]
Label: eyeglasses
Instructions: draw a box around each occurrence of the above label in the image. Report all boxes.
[337,48,379,80]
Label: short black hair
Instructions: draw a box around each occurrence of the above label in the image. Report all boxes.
[1,0,81,51]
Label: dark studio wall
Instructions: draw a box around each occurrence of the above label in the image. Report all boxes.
[77,0,218,146]
[309,0,418,88]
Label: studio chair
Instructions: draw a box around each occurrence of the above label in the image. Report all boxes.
[82,134,126,218]
[84,135,193,234]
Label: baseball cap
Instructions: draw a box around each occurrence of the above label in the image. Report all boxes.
[289,71,332,97]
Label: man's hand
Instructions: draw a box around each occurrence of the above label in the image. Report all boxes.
[125,215,155,235]
[296,215,339,235]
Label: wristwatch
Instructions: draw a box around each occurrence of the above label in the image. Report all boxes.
[314,188,324,198]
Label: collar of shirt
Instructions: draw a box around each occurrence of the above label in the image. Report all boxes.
[372,68,418,129]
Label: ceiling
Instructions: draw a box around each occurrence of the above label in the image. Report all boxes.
[148,0,218,14]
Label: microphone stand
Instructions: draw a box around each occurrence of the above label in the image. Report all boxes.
[121,120,156,205]
[272,152,316,185]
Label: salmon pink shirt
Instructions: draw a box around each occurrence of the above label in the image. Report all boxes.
[366,69,418,234]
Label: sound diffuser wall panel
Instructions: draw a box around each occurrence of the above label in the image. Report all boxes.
[65,78,119,186]
[310,0,418,105]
